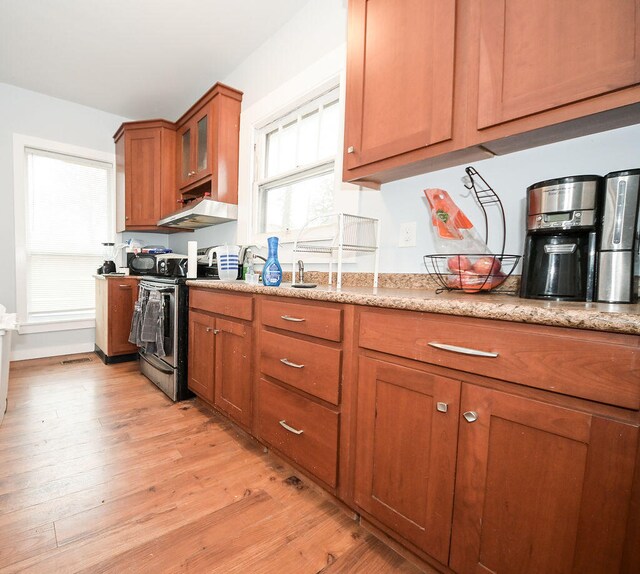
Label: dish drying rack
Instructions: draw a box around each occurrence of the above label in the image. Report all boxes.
[292,213,380,289]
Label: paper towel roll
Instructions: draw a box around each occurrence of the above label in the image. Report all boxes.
[187,241,197,279]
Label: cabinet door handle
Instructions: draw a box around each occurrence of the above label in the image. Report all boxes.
[280,358,305,369]
[205,328,219,334]
[280,315,306,322]
[347,146,355,154]
[463,411,478,423]
[428,342,498,358]
[279,419,304,435]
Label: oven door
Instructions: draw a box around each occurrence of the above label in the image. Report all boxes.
[139,351,178,401]
[138,281,177,367]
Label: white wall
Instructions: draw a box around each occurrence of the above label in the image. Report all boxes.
[0,83,170,360]
[169,0,640,274]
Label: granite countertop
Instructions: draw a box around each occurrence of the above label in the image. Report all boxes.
[187,278,640,336]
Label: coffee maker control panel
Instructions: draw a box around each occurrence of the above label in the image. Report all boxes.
[527,209,596,231]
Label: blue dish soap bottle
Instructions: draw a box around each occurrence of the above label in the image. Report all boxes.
[262,236,283,287]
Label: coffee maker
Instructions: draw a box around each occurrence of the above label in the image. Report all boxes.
[596,169,640,303]
[520,175,601,301]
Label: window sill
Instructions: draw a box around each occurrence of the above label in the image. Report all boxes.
[18,318,96,335]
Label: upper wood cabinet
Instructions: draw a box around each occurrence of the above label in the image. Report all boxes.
[343,0,489,188]
[467,0,640,151]
[114,120,177,232]
[176,83,242,203]
[342,0,640,186]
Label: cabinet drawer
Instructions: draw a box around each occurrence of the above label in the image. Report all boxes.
[359,310,640,410]
[256,378,339,488]
[260,330,341,405]
[261,298,342,342]
[190,288,253,321]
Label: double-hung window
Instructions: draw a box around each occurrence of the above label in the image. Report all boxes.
[14,136,114,331]
[254,86,340,240]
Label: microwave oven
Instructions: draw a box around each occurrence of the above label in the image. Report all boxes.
[127,253,159,276]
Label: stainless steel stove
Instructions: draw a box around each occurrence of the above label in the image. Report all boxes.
[131,275,190,401]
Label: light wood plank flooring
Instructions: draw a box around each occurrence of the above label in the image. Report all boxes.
[0,353,425,573]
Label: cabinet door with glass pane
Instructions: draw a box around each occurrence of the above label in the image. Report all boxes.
[175,84,242,202]
[177,108,210,190]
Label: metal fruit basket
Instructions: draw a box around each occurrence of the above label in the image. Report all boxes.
[424,167,520,294]
[424,253,520,293]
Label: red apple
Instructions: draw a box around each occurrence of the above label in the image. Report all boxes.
[447,255,472,273]
[472,256,502,276]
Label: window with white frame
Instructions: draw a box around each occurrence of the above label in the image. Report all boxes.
[14,139,114,329]
[254,86,340,238]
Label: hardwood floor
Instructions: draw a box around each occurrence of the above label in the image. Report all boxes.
[0,354,426,573]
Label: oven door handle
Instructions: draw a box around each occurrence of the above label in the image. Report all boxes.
[139,352,174,375]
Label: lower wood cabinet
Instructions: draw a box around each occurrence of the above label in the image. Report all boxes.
[187,311,215,403]
[354,307,640,573]
[353,356,460,565]
[188,290,253,430]
[256,377,339,488]
[94,276,138,362]
[185,290,639,574]
[450,384,639,574]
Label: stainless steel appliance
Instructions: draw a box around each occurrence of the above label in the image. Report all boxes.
[132,277,190,401]
[520,175,601,301]
[157,197,238,230]
[596,168,640,303]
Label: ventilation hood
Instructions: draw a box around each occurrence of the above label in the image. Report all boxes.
[157,198,238,229]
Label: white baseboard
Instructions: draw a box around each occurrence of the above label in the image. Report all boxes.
[11,342,95,362]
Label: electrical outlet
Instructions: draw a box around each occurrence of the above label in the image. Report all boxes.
[399,221,417,247]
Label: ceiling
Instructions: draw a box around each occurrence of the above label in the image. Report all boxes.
[0,0,310,120]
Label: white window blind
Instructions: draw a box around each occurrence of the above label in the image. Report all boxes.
[25,147,112,323]
[255,87,340,236]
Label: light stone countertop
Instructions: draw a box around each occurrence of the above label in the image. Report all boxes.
[187,279,640,336]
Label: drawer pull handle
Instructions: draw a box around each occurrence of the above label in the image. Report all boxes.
[428,342,498,358]
[281,315,306,322]
[118,285,132,289]
[279,420,304,435]
[463,411,479,423]
[280,358,305,369]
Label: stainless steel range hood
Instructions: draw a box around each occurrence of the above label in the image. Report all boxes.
[157,198,238,230]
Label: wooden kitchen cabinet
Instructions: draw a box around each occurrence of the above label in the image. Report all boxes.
[188,289,253,429]
[450,384,639,574]
[255,296,350,492]
[113,120,177,232]
[176,83,242,203]
[466,0,640,152]
[353,356,460,565]
[187,310,216,403]
[343,0,488,188]
[354,306,640,573]
[94,276,139,362]
[342,0,640,186]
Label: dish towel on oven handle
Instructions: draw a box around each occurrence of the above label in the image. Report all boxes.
[133,289,166,357]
